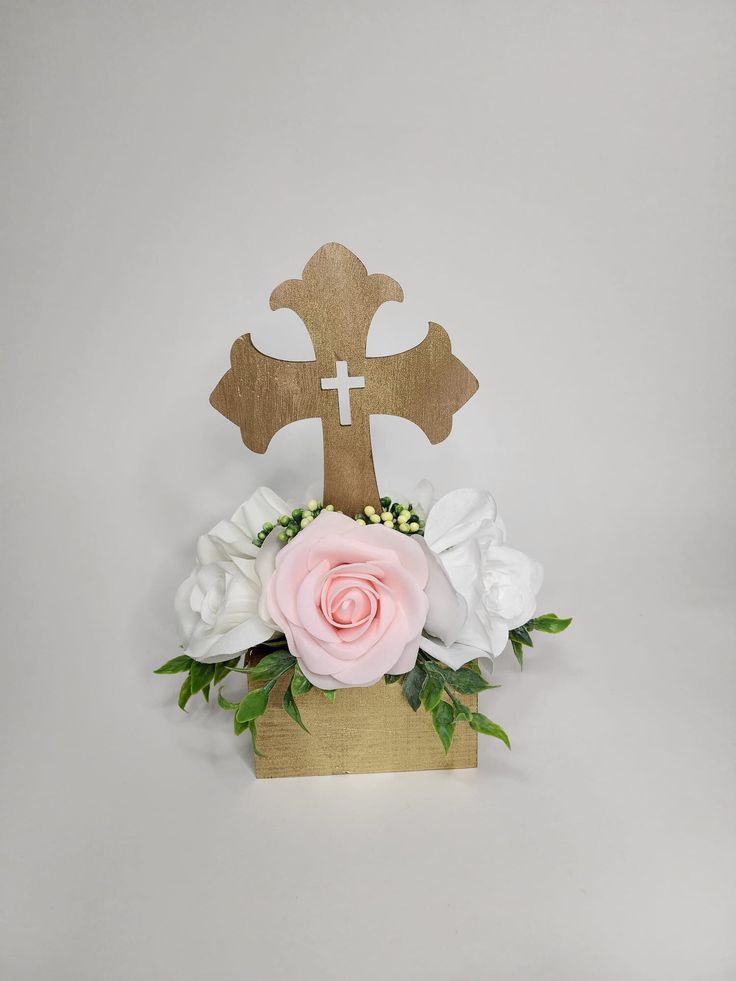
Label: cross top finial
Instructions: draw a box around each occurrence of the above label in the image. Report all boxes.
[211,243,478,514]
[269,243,403,367]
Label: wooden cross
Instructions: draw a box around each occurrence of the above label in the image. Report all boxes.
[210,243,479,515]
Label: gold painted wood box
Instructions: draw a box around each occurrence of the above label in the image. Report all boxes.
[249,673,478,778]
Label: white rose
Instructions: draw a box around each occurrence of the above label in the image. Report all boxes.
[174,487,288,663]
[419,487,543,669]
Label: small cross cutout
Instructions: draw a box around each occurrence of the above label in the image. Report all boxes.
[320,361,365,426]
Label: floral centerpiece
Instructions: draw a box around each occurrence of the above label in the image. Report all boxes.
[155,243,571,774]
[156,485,570,756]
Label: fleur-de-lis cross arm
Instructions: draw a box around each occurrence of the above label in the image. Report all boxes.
[210,243,478,515]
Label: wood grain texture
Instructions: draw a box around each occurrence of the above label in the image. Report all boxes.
[250,674,478,778]
[210,243,479,515]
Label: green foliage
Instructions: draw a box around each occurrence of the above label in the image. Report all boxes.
[155,651,265,748]
[433,662,490,695]
[190,661,214,695]
[249,720,265,756]
[217,689,239,711]
[510,613,572,670]
[247,650,295,681]
[156,610,571,758]
[423,613,568,746]
[283,687,309,733]
[234,714,249,736]
[528,613,572,633]
[158,655,225,710]
[394,655,499,753]
[447,693,473,722]
[206,649,317,756]
[224,650,299,758]
[235,687,270,724]
[509,625,533,670]
[213,657,240,686]
[178,675,192,711]
[431,700,455,753]
[469,712,510,749]
[402,663,426,711]
[154,654,194,674]
[511,625,533,647]
[420,673,444,712]
[290,663,313,697]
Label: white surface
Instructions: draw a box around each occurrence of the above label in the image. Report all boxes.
[2,3,735,979]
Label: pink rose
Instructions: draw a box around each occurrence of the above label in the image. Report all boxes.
[266,512,432,688]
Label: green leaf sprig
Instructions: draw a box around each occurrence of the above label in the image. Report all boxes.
[154,653,240,711]
[509,613,572,669]
[155,648,338,757]
[399,652,508,754]
[155,613,572,758]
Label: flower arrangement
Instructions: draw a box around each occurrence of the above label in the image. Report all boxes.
[156,484,571,756]
[157,242,571,774]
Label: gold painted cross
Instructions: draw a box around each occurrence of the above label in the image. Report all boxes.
[210,243,478,515]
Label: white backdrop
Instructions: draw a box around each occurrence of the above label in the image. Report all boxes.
[2,3,735,979]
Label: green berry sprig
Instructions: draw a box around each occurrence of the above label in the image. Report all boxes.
[252,496,424,548]
[354,496,423,535]
[253,499,336,547]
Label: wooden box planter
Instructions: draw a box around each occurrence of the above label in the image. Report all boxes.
[249,673,478,778]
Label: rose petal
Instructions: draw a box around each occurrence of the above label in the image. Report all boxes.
[419,633,492,670]
[389,637,421,675]
[296,562,342,643]
[414,536,467,646]
[201,520,258,563]
[424,488,499,552]
[174,571,199,645]
[288,623,350,674]
[297,661,358,690]
[331,605,424,684]
[253,530,283,630]
[307,528,426,587]
[323,581,376,627]
[230,486,289,538]
[198,615,275,662]
[479,546,544,629]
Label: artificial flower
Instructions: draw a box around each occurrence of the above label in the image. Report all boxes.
[420,487,543,668]
[266,511,433,688]
[175,487,287,662]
